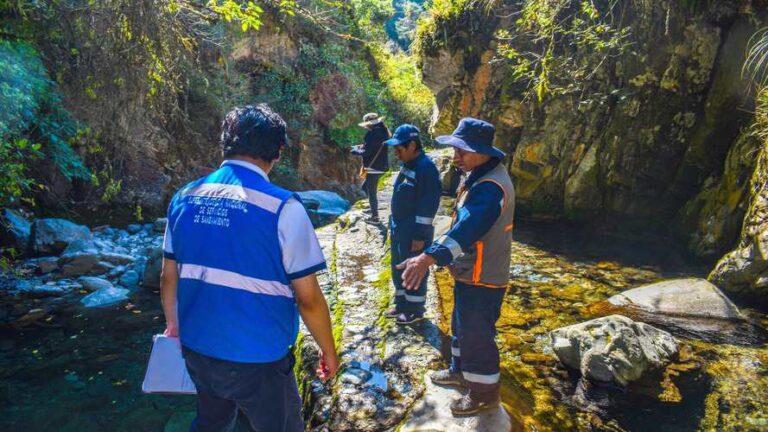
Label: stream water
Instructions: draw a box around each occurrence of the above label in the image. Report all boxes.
[434,219,768,432]
[1,218,766,431]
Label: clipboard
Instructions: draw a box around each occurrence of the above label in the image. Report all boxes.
[141,334,197,394]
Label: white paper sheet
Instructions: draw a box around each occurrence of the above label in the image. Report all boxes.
[141,334,197,394]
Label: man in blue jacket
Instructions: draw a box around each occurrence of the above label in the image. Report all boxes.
[397,118,515,416]
[160,104,339,432]
[384,124,441,325]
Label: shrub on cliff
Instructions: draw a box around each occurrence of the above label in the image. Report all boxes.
[0,41,89,207]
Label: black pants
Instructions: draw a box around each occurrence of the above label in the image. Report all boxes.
[182,347,304,432]
[362,173,381,218]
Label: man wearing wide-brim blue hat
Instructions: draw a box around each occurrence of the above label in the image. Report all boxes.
[396,117,515,416]
[384,124,441,326]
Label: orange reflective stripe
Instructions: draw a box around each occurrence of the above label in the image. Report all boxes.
[504,223,513,232]
[472,241,484,284]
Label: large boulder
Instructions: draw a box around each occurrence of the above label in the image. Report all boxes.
[79,276,114,292]
[608,278,743,320]
[80,285,130,308]
[297,190,350,226]
[58,239,101,276]
[31,218,91,255]
[550,315,679,386]
[1,209,31,252]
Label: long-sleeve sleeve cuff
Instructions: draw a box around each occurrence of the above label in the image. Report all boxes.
[426,234,464,267]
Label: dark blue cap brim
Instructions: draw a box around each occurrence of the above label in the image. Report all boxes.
[383,137,407,146]
[435,135,505,158]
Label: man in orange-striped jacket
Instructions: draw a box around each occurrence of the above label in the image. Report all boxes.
[397,117,515,416]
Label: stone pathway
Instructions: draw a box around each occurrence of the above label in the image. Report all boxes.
[298,157,512,431]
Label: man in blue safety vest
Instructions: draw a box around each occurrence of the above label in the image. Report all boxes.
[397,117,515,416]
[383,124,441,325]
[160,104,339,432]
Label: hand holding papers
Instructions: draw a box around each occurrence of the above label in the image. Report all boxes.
[142,334,197,394]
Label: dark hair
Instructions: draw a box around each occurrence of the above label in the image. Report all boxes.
[220,104,288,162]
[398,139,422,150]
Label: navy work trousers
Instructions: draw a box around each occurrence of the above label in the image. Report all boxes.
[449,281,506,393]
[391,240,428,315]
[182,347,304,432]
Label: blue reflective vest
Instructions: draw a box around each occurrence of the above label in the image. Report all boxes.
[166,161,299,363]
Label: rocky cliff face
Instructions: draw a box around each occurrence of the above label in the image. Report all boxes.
[422,1,758,246]
[710,142,768,303]
[416,1,768,297]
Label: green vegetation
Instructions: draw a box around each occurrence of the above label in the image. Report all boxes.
[0,40,89,207]
[496,0,631,102]
[373,249,393,359]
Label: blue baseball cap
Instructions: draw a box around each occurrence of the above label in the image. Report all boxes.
[435,117,505,158]
[384,124,421,146]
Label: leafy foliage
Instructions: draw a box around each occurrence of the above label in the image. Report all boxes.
[0,40,89,207]
[496,0,632,102]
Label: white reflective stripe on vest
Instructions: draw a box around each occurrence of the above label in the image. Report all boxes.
[183,183,283,214]
[415,216,433,225]
[179,264,294,298]
[436,235,463,259]
[451,346,461,357]
[395,290,406,296]
[462,371,500,384]
[405,294,426,303]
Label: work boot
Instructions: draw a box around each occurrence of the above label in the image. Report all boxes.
[450,390,500,416]
[395,312,424,325]
[384,307,400,318]
[429,369,466,389]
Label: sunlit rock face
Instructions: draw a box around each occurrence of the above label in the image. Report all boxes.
[709,144,768,301]
[416,1,763,261]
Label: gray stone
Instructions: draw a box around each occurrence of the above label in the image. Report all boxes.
[13,280,66,298]
[126,224,143,234]
[550,315,679,385]
[142,247,163,288]
[608,278,743,320]
[2,209,31,252]
[400,375,512,432]
[153,218,168,234]
[30,257,59,274]
[79,276,114,292]
[80,286,130,308]
[62,239,98,255]
[100,252,135,265]
[119,270,140,287]
[90,261,116,275]
[31,218,91,255]
[59,252,101,277]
